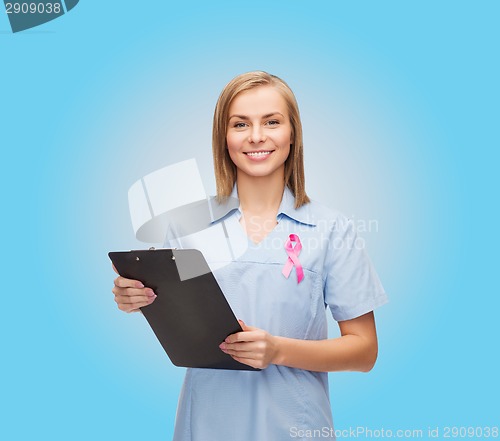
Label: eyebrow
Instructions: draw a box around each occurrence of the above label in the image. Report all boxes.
[228,112,284,120]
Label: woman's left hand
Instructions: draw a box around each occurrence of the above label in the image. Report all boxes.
[220,320,278,369]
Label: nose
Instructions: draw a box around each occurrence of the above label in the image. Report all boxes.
[248,126,266,144]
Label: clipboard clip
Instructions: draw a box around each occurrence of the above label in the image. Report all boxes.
[148,246,176,260]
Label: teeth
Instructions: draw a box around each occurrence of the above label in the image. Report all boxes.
[246,151,271,157]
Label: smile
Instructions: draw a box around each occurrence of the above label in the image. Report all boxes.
[244,150,274,157]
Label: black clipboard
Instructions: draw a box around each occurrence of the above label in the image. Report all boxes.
[109,248,259,371]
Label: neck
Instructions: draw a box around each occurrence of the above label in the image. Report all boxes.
[236,170,285,214]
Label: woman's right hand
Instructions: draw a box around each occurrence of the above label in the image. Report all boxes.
[112,264,157,313]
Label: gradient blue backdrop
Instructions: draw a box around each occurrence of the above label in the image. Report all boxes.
[1,1,498,440]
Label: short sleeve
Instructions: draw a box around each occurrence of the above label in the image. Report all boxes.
[323,214,388,322]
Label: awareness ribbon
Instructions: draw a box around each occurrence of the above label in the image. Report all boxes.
[282,234,304,283]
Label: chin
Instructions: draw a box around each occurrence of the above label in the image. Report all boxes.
[240,166,284,179]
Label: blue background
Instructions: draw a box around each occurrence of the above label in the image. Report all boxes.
[1,1,498,439]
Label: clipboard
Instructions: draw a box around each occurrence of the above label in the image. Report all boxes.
[108,248,259,371]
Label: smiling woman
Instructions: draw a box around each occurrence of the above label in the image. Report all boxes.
[112,71,389,441]
[212,71,309,209]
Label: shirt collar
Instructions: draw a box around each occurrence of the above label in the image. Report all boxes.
[209,185,316,227]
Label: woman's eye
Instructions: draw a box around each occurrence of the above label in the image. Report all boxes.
[234,122,247,128]
[266,120,280,126]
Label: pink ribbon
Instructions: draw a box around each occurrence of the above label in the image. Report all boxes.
[282,234,304,283]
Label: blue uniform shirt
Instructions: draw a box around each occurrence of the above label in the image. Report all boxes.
[166,186,388,441]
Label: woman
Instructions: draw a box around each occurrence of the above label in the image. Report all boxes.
[112,71,388,440]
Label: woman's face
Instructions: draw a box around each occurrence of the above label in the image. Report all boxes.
[226,86,292,181]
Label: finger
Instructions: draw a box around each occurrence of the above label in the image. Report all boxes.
[116,297,156,313]
[238,319,259,332]
[112,286,155,298]
[122,306,144,313]
[124,307,144,315]
[229,354,260,369]
[112,263,118,274]
[219,341,256,353]
[225,330,261,344]
[114,276,145,289]
[114,293,156,304]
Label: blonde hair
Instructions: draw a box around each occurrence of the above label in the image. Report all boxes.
[212,71,310,208]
